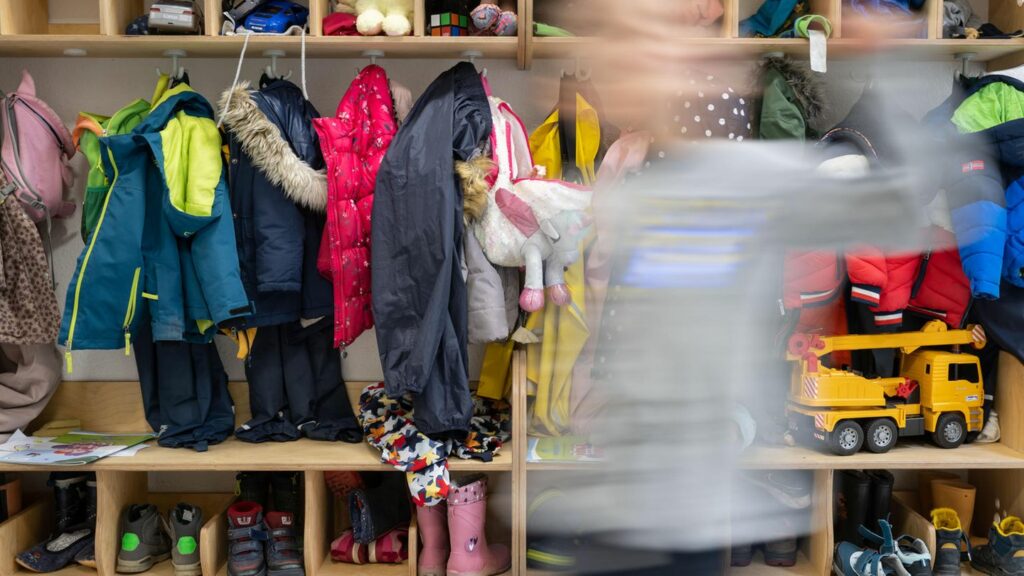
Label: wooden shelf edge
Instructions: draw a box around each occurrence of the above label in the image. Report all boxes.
[740,441,1024,470]
[0,34,518,58]
[0,437,514,473]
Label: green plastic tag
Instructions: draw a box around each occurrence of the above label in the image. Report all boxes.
[121,532,140,552]
[177,536,198,555]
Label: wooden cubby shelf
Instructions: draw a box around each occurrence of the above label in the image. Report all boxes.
[742,441,1024,470]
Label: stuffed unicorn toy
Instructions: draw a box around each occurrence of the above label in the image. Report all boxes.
[459,96,593,312]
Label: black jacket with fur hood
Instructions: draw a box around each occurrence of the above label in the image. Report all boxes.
[219,78,333,328]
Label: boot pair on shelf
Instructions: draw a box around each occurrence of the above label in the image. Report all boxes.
[418,475,511,576]
[229,472,304,576]
[16,472,97,573]
[834,470,894,546]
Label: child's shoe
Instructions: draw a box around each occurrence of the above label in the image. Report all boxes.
[117,504,172,573]
[971,516,1024,576]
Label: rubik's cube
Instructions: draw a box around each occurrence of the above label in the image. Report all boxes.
[430,12,469,36]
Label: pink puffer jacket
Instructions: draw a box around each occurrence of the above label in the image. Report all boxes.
[313,65,397,347]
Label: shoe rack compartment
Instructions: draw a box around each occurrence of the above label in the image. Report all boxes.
[95,471,232,576]
[304,470,417,576]
[306,471,513,576]
[0,473,49,576]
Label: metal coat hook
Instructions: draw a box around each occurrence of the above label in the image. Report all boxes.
[157,49,188,80]
[462,50,486,77]
[561,57,591,81]
[264,50,292,80]
[359,49,385,74]
[955,52,977,78]
[761,50,786,60]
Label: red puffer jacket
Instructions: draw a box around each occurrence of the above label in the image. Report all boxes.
[783,228,970,331]
[313,65,397,347]
[906,227,971,328]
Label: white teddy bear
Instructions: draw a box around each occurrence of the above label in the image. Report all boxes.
[345,0,413,36]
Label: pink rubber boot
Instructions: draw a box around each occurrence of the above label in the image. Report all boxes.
[446,476,511,576]
[417,503,449,576]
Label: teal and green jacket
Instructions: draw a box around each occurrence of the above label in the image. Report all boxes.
[59,78,251,367]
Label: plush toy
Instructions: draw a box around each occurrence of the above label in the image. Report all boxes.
[470,1,516,36]
[353,0,413,36]
[459,97,593,312]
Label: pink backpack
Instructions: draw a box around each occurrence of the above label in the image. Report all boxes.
[0,70,75,224]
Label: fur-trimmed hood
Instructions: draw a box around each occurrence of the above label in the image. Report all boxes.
[756,56,825,120]
[218,81,327,212]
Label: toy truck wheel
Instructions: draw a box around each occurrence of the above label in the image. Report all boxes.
[828,420,864,456]
[865,419,898,453]
[933,413,966,449]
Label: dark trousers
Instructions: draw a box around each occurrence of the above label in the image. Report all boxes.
[237,318,360,443]
[134,303,234,452]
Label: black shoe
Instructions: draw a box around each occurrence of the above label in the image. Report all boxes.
[971,516,1024,576]
[235,472,269,509]
[73,476,98,567]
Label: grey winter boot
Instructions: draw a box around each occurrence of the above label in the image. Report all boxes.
[170,503,203,576]
[117,504,171,573]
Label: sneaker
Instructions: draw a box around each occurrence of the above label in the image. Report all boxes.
[170,503,203,576]
[236,473,270,509]
[227,501,267,576]
[971,516,1024,576]
[860,523,931,575]
[265,511,304,576]
[833,541,910,576]
[745,470,812,509]
[117,504,172,573]
[932,508,966,576]
[764,538,798,567]
[73,476,98,568]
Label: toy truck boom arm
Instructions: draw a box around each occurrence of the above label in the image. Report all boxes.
[786,321,984,360]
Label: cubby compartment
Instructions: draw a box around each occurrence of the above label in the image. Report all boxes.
[828,468,1024,576]
[840,0,936,38]
[307,470,512,576]
[217,0,310,35]
[736,0,840,37]
[0,0,102,34]
[94,472,233,576]
[0,472,53,576]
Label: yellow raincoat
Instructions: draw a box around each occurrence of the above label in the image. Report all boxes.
[477,89,604,435]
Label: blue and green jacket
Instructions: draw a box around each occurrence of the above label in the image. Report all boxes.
[59,79,251,368]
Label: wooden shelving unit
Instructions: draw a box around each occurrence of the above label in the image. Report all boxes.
[0,1,1024,575]
[0,0,1020,68]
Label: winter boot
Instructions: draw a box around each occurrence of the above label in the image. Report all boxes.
[932,508,966,576]
[834,470,871,546]
[51,473,89,534]
[265,511,304,576]
[169,503,203,576]
[270,473,302,517]
[418,502,450,576]
[15,474,95,573]
[729,544,753,567]
[74,476,98,568]
[446,476,510,576]
[117,504,172,573]
[866,470,894,531]
[236,473,270,509]
[227,501,267,576]
[970,516,1024,576]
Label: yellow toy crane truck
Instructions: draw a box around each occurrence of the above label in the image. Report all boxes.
[786,320,986,456]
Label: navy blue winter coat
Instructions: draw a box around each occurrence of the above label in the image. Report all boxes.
[371,63,492,438]
[220,78,333,328]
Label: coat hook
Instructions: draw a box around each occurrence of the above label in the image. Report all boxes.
[264,50,292,80]
[157,49,188,80]
[362,49,385,69]
[461,50,486,77]
[955,52,977,78]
